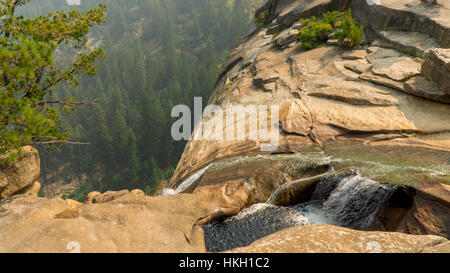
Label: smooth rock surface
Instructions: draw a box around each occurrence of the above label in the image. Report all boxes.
[226,225,448,253]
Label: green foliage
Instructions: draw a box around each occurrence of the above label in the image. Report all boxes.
[0,0,107,162]
[335,9,364,47]
[298,9,363,50]
[254,10,268,27]
[322,11,341,25]
[298,16,333,49]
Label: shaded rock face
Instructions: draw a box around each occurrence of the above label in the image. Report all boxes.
[375,180,450,239]
[421,48,450,95]
[0,146,40,200]
[225,225,448,253]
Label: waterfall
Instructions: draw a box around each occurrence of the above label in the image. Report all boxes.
[202,172,397,252]
[295,174,397,230]
[162,164,211,196]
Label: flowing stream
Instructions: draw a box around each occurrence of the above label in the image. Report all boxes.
[203,173,397,252]
[162,164,212,195]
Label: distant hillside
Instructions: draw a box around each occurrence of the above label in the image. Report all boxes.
[19,0,263,200]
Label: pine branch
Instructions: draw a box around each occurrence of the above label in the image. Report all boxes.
[35,99,99,106]
[25,140,91,145]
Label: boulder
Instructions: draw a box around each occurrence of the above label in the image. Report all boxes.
[0,146,40,200]
[226,225,448,253]
[85,191,101,204]
[131,189,145,197]
[267,172,330,206]
[421,48,450,94]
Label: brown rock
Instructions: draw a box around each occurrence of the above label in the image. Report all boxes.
[0,146,40,200]
[421,48,450,94]
[376,181,450,239]
[92,190,130,204]
[194,180,251,225]
[54,209,80,219]
[66,199,83,209]
[268,172,331,206]
[423,242,450,253]
[0,194,210,253]
[85,191,101,204]
[225,225,448,253]
[16,181,41,197]
[131,189,145,197]
[341,49,368,60]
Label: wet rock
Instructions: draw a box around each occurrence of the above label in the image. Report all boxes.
[203,204,309,253]
[180,154,331,205]
[268,172,331,206]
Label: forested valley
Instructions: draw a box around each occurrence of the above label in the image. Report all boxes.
[19,0,262,200]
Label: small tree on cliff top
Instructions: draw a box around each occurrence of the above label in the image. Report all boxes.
[0,0,107,161]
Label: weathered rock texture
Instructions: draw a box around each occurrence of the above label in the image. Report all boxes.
[375,180,450,238]
[0,146,40,200]
[226,225,449,253]
[421,48,450,95]
[0,181,254,253]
